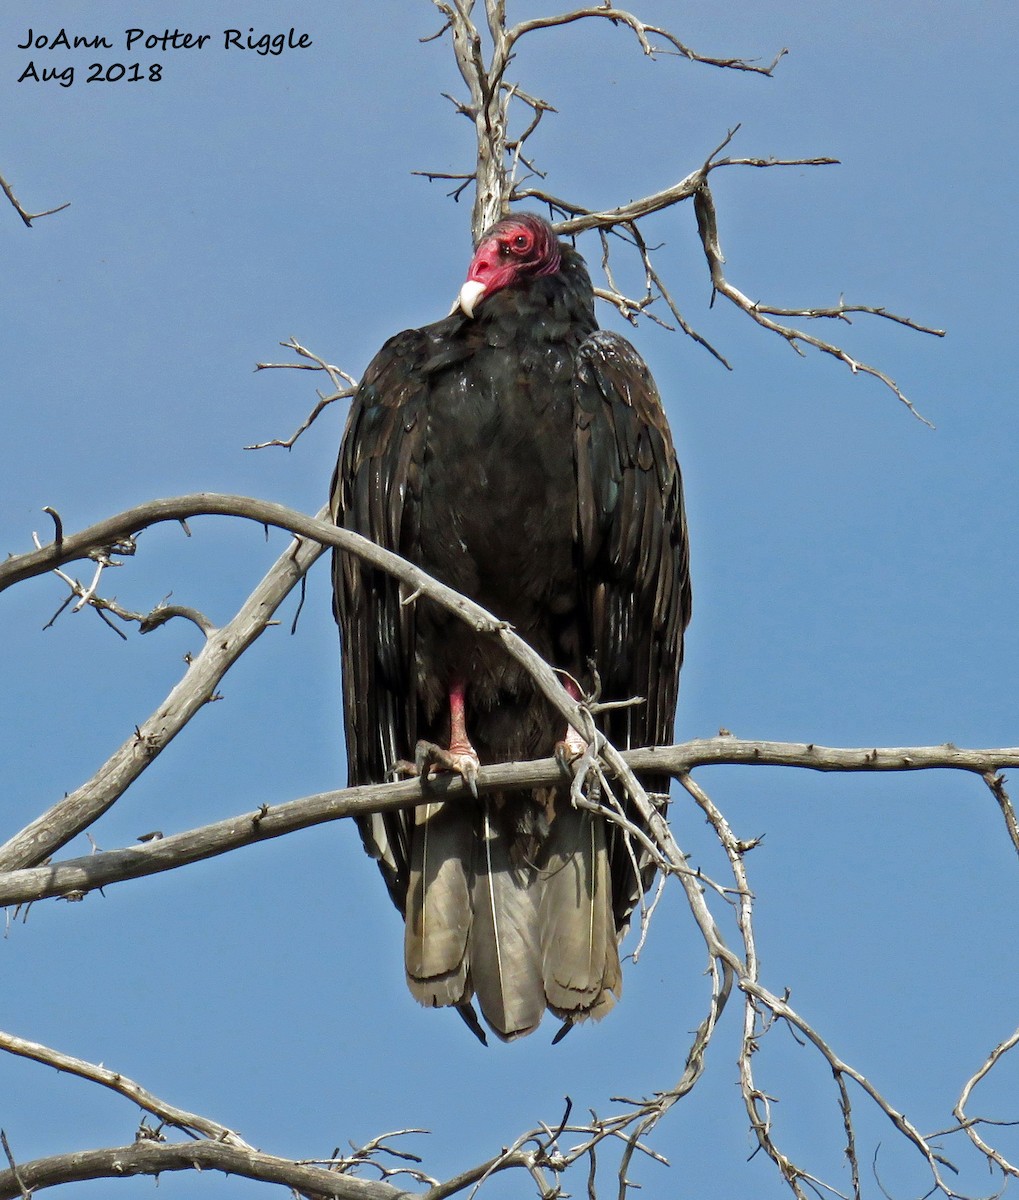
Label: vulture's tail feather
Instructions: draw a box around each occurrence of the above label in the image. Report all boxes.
[406,791,621,1039]
[539,801,621,1021]
[467,801,545,1041]
[404,801,473,1007]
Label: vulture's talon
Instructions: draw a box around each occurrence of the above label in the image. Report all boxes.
[414,739,481,799]
[390,758,420,781]
[459,753,480,800]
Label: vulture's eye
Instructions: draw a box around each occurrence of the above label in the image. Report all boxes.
[513,233,530,250]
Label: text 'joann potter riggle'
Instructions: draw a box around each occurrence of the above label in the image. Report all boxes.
[15,27,313,86]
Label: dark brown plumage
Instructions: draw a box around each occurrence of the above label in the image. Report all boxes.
[331,213,691,1042]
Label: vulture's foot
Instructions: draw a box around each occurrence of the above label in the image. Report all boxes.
[556,675,590,774]
[556,733,601,808]
[413,739,481,799]
[554,723,588,770]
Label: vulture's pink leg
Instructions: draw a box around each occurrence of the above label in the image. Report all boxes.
[413,680,481,798]
[447,681,475,757]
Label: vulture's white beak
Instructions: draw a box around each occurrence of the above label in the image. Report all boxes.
[457,279,487,319]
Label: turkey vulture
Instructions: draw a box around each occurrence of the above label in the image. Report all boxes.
[331,212,691,1042]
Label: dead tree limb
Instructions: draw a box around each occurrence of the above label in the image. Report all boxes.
[0,1139,403,1200]
[0,1030,253,1148]
[0,505,328,871]
[426,1,942,418]
[0,169,69,228]
[2,739,1016,908]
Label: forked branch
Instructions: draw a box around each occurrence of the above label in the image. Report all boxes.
[249,337,357,450]
[693,181,942,424]
[0,505,328,872]
[429,1,942,419]
[952,1025,1019,1180]
[0,168,70,228]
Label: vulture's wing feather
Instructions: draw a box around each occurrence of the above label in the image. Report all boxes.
[332,326,437,909]
[333,318,487,1032]
[573,330,692,932]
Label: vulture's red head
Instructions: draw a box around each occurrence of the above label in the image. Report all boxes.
[458,213,562,318]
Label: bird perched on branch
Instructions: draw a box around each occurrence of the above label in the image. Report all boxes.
[332,212,691,1042]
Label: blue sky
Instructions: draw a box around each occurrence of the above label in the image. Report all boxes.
[2,3,1017,1197]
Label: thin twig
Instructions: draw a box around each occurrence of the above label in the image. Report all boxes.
[250,338,357,450]
[693,180,937,424]
[953,1025,1019,1178]
[982,772,1019,857]
[0,1132,29,1200]
[0,1029,252,1148]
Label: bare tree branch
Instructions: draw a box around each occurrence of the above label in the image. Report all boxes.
[0,169,70,228]
[0,506,328,871]
[0,1139,404,1200]
[331,1129,439,1188]
[425,4,941,416]
[693,181,939,424]
[30,535,218,639]
[530,153,839,239]
[502,7,787,75]
[982,771,1019,856]
[953,1025,1019,1180]
[3,728,1017,907]
[249,337,357,450]
[0,1132,29,1200]
[0,1030,253,1149]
